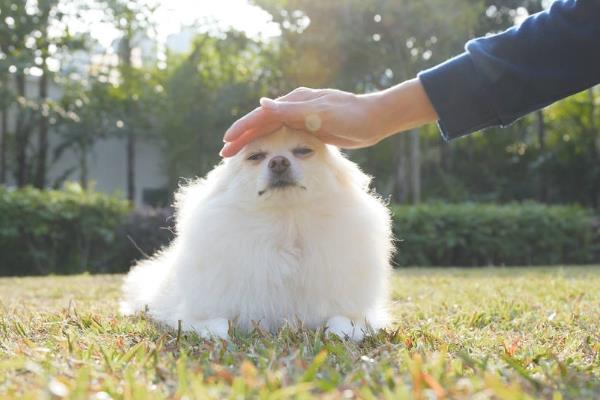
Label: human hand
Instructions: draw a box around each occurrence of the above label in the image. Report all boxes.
[220,78,437,157]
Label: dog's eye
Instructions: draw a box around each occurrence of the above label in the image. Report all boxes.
[247,152,266,161]
[292,147,314,158]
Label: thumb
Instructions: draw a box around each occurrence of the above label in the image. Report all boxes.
[259,97,280,110]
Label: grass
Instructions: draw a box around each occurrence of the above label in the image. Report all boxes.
[0,267,599,399]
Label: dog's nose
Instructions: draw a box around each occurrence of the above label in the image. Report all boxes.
[268,156,290,174]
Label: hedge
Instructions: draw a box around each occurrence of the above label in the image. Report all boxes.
[111,207,175,271]
[391,202,599,266]
[0,186,598,276]
[0,184,130,276]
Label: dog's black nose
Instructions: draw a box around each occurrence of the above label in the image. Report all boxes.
[268,156,290,174]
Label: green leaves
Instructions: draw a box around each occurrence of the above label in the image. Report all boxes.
[0,184,130,276]
[391,202,597,266]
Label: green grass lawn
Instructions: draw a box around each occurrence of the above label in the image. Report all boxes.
[1,267,599,399]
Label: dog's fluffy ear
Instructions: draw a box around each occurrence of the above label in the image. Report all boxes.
[326,146,372,191]
[174,161,230,231]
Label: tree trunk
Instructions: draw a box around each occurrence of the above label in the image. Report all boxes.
[126,132,135,202]
[440,140,451,171]
[34,61,49,189]
[79,141,88,190]
[589,87,598,207]
[589,87,598,156]
[120,35,136,203]
[167,158,179,194]
[392,134,408,203]
[0,104,6,184]
[409,129,421,204]
[15,72,28,187]
[536,109,547,202]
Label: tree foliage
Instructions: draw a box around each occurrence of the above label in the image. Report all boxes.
[157,31,279,186]
[0,0,86,187]
[0,0,598,207]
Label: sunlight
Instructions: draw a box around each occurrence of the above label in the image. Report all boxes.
[156,0,280,39]
[85,0,280,48]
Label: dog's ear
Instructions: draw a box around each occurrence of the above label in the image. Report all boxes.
[174,161,231,231]
[327,146,372,191]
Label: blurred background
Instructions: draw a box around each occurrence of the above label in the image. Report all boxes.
[0,0,598,276]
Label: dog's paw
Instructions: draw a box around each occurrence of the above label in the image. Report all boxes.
[326,316,365,342]
[189,318,230,340]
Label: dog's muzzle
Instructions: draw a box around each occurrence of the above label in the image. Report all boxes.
[268,156,296,187]
[258,156,303,196]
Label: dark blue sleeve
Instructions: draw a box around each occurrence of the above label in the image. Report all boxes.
[417,0,600,141]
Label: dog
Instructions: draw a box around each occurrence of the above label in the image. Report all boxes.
[120,127,393,341]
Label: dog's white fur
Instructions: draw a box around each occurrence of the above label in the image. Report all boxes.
[120,128,393,341]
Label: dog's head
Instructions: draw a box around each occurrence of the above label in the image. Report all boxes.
[220,128,371,207]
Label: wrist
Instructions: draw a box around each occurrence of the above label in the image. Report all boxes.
[363,78,438,140]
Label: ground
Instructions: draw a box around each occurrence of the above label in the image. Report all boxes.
[0,267,599,399]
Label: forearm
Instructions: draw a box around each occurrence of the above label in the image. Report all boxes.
[418,0,600,140]
[361,78,438,141]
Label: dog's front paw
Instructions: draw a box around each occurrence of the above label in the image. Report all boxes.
[189,318,230,340]
[326,316,365,342]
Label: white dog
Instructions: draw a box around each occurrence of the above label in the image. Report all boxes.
[120,127,393,341]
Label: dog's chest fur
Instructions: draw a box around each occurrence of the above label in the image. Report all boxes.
[206,208,352,330]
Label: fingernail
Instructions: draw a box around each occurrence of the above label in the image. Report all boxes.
[260,97,277,110]
[219,143,230,157]
[223,131,233,142]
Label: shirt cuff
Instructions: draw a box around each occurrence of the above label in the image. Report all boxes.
[417,53,502,141]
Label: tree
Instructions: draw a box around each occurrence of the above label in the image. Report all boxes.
[0,74,11,184]
[157,30,275,190]
[543,88,600,207]
[0,1,36,186]
[97,0,157,201]
[253,0,480,201]
[0,0,85,188]
[32,0,85,188]
[53,78,114,188]
[536,109,547,201]
[1,0,597,211]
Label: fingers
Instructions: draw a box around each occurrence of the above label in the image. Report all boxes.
[221,87,336,157]
[221,128,364,158]
[276,87,328,102]
[220,122,280,157]
[221,122,366,157]
[220,129,259,157]
[224,98,321,156]
[260,98,320,126]
[223,88,325,143]
[220,103,305,157]
[316,132,364,149]
[223,107,270,142]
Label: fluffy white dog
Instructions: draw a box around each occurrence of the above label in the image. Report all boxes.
[120,127,393,341]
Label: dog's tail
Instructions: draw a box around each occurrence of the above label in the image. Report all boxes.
[119,251,172,317]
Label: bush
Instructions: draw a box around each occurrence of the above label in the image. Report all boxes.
[110,207,175,272]
[391,202,598,266]
[1,186,598,276]
[111,202,598,269]
[0,184,130,276]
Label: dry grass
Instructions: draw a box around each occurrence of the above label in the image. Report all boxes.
[1,267,599,399]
